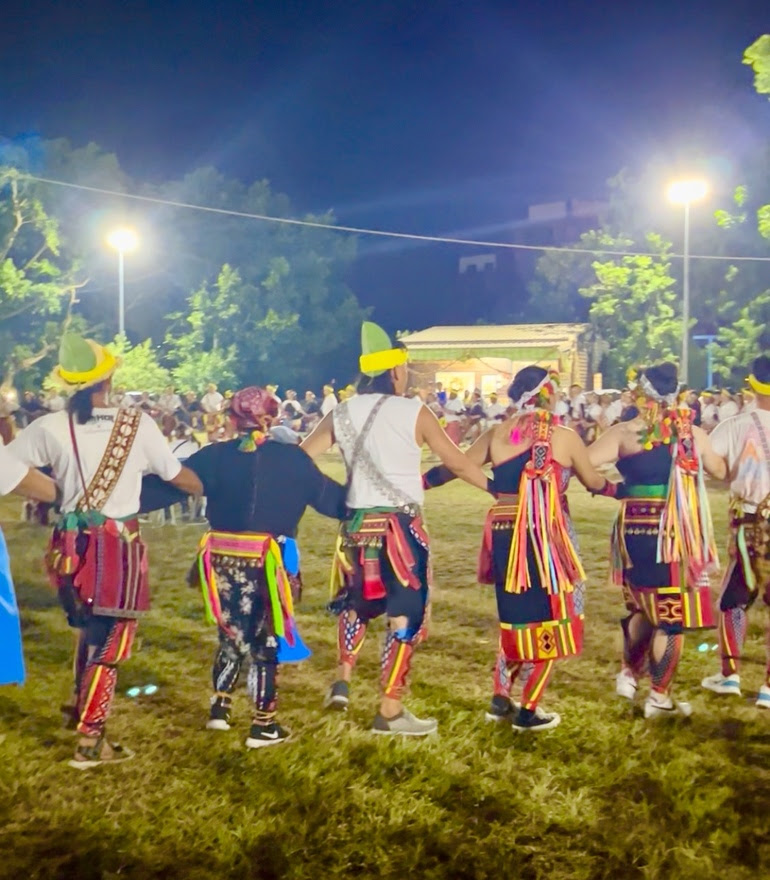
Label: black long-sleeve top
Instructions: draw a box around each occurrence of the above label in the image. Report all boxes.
[140,439,347,535]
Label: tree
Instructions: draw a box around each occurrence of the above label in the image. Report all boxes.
[107,334,171,392]
[744,35,770,97]
[579,234,681,386]
[0,168,85,387]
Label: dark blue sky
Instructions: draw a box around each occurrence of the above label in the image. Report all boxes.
[1,0,767,236]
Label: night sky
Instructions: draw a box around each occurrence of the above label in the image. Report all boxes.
[1,0,768,324]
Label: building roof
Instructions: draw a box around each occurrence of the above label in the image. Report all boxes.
[399,323,591,362]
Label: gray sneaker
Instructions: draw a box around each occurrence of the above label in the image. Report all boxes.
[323,680,350,711]
[371,708,438,737]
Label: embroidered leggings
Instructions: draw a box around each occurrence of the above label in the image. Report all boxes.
[73,615,137,737]
[492,651,553,711]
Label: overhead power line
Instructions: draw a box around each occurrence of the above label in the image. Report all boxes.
[21,174,770,263]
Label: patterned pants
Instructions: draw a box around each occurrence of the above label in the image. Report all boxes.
[73,615,137,737]
[211,560,278,724]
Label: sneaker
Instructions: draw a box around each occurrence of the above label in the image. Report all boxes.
[371,708,438,737]
[756,685,770,710]
[615,669,638,701]
[245,722,291,749]
[484,695,520,723]
[206,696,232,731]
[511,706,561,732]
[644,691,692,719]
[323,680,350,711]
[701,672,742,696]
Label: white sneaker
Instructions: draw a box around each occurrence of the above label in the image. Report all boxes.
[701,672,742,696]
[644,691,692,719]
[616,669,638,701]
[756,685,770,709]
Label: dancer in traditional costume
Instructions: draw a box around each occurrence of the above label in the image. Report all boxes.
[0,445,58,687]
[588,363,725,718]
[424,367,610,731]
[301,322,490,736]
[8,334,201,768]
[141,386,348,748]
[701,356,770,706]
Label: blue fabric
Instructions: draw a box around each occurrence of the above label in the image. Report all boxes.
[280,538,300,576]
[277,618,312,664]
[0,528,25,686]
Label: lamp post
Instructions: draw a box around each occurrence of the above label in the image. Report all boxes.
[693,334,718,389]
[666,179,708,386]
[106,227,139,337]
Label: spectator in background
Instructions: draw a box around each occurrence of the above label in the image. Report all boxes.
[201,383,224,415]
[321,384,338,416]
[701,391,718,432]
[718,389,739,423]
[157,385,182,416]
[435,381,447,407]
[687,390,702,427]
[443,389,466,445]
[485,392,507,422]
[19,391,46,427]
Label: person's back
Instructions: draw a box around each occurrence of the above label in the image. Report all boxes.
[333,392,423,509]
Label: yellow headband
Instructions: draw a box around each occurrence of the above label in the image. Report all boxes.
[748,374,770,396]
[57,350,118,386]
[359,347,408,376]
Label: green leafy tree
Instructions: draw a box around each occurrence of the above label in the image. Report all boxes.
[579,234,680,385]
[165,264,300,393]
[0,168,85,386]
[744,35,770,97]
[107,334,171,392]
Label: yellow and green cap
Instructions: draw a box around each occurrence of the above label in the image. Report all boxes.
[359,321,408,377]
[51,333,119,392]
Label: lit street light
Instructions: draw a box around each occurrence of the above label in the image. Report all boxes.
[106,227,139,337]
[667,179,708,386]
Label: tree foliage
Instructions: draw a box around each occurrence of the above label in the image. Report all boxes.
[0,167,84,386]
[107,334,171,392]
[579,234,680,385]
[744,34,770,97]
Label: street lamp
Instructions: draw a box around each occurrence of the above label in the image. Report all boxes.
[667,179,708,386]
[106,227,139,337]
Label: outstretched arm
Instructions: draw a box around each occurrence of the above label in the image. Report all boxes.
[10,468,57,503]
[693,425,728,481]
[565,428,615,494]
[423,427,493,489]
[416,406,490,492]
[300,412,335,460]
[588,423,623,468]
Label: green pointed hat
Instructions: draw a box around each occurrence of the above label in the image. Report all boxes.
[51,333,118,392]
[359,321,408,377]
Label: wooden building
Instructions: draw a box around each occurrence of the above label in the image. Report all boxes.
[400,323,595,398]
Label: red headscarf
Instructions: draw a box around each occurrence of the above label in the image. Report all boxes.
[229,386,279,429]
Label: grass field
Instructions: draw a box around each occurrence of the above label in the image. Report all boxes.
[2,460,770,880]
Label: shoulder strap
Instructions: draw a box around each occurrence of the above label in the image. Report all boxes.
[751,412,770,469]
[336,395,418,508]
[73,408,143,513]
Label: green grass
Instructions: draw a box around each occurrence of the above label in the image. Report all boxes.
[2,462,770,880]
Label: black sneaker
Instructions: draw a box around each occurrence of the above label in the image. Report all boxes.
[245,722,291,749]
[484,695,519,723]
[511,706,561,732]
[206,696,232,731]
[323,680,350,711]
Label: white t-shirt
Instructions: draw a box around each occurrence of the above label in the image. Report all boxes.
[554,399,569,419]
[333,394,424,509]
[46,394,66,413]
[8,409,182,518]
[701,403,718,427]
[171,438,200,460]
[200,391,224,414]
[158,392,182,413]
[0,442,28,496]
[711,410,770,512]
[443,397,465,422]
[605,400,623,425]
[718,400,739,422]
[321,393,338,416]
[485,402,507,420]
